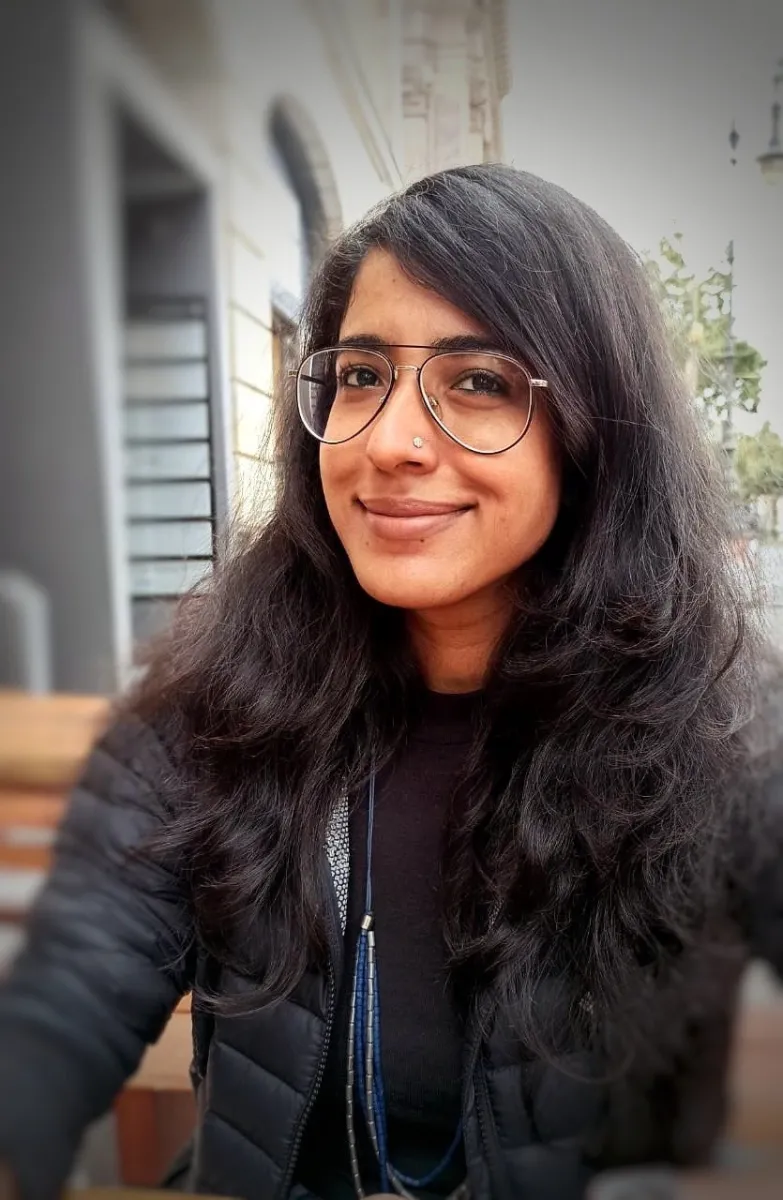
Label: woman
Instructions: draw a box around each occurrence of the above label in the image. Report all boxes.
[0,164,781,1200]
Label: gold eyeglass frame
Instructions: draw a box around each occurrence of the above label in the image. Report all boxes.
[288,343,549,456]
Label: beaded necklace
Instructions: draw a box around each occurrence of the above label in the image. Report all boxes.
[345,771,469,1200]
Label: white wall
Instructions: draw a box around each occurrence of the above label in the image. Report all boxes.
[204,0,400,226]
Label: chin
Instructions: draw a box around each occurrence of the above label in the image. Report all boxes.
[351,564,464,611]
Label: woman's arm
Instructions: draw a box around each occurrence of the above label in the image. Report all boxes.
[0,714,195,1200]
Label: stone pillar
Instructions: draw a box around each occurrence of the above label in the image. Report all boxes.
[402,0,510,182]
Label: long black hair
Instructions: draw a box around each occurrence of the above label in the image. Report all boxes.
[132,165,757,1054]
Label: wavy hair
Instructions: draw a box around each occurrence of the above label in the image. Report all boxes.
[132,165,757,1055]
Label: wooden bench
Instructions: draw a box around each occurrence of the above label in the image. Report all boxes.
[0,690,109,920]
[0,690,194,1183]
[116,993,195,1186]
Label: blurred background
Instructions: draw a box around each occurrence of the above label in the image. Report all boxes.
[0,0,781,698]
[0,0,782,1187]
[1,0,782,702]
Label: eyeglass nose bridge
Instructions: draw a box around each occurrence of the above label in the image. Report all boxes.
[387,361,435,406]
[389,361,426,396]
[380,361,434,419]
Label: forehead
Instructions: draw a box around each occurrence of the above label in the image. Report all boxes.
[339,248,488,343]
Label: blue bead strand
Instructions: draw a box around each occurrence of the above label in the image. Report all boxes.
[349,768,465,1198]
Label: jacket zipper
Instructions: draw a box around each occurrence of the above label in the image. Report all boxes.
[474,1055,511,1200]
[276,959,336,1200]
[465,1000,511,1200]
[276,874,341,1200]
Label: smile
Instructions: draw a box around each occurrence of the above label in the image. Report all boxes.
[358,498,472,541]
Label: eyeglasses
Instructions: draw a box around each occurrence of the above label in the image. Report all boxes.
[290,344,548,455]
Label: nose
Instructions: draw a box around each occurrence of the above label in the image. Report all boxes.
[364,365,435,469]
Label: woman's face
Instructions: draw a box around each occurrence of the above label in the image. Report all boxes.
[319,249,562,616]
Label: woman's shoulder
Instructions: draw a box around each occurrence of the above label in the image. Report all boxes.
[81,700,191,812]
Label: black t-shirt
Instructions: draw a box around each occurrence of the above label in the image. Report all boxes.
[296,689,481,1199]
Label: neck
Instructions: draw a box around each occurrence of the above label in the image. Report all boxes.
[407,590,512,693]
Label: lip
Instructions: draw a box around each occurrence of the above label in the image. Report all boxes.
[358,497,472,541]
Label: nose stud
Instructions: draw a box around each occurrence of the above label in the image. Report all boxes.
[412,436,424,449]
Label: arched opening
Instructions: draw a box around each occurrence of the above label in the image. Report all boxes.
[268,96,343,276]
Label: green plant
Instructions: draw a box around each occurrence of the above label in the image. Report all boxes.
[645,235,766,425]
[734,422,783,536]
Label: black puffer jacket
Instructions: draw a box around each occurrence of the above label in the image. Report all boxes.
[0,714,782,1200]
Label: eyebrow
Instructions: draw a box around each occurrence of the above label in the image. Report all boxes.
[332,333,508,355]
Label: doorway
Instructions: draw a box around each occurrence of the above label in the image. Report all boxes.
[118,112,225,658]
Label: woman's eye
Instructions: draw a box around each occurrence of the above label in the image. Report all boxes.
[456,371,506,395]
[340,365,382,388]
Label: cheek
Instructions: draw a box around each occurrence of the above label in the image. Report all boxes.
[493,432,562,553]
[319,445,355,527]
[318,445,333,503]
